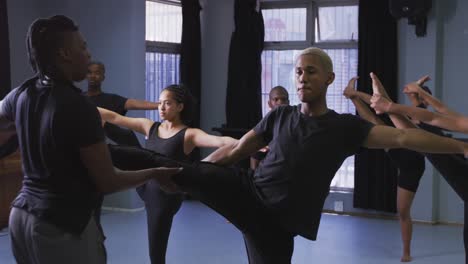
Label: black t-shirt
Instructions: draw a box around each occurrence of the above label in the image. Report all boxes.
[86,92,128,115]
[251,149,268,161]
[253,105,373,239]
[1,77,105,234]
[86,92,141,147]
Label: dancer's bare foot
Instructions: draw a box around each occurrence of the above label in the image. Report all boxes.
[401,254,412,262]
[343,76,359,99]
[370,72,391,100]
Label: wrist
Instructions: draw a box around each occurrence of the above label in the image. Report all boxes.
[385,102,394,113]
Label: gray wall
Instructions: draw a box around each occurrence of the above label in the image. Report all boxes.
[7,0,40,86]
[6,0,467,221]
[199,0,234,135]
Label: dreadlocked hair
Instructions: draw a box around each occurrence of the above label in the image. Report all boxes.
[26,15,78,80]
[162,84,197,126]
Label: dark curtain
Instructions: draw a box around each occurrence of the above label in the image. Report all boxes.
[0,0,10,100]
[180,0,201,162]
[0,0,17,159]
[180,0,202,129]
[225,0,264,129]
[353,0,399,213]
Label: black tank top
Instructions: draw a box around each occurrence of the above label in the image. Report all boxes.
[145,122,189,162]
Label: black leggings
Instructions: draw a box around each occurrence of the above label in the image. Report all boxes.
[108,144,295,264]
[136,181,183,264]
[425,153,468,264]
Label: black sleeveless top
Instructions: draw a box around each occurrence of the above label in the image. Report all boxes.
[145,122,190,162]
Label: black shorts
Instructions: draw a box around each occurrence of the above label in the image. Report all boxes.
[387,148,425,193]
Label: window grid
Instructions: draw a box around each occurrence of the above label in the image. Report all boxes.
[145,0,182,121]
[260,1,358,190]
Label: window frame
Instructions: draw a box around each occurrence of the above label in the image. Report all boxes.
[145,0,182,53]
[261,0,359,50]
[145,0,182,122]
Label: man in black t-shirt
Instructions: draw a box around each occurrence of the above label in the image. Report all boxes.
[250,86,289,170]
[86,61,160,147]
[0,15,180,264]
[86,61,163,224]
[108,47,468,264]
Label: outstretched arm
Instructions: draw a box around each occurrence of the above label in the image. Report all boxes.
[125,98,160,111]
[403,75,461,117]
[97,107,154,136]
[203,129,266,166]
[371,95,468,133]
[363,125,468,157]
[80,141,181,194]
[343,77,386,126]
[184,128,238,153]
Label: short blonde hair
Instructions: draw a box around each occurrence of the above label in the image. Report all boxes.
[296,47,333,73]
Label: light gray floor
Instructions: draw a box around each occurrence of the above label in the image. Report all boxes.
[0,200,464,263]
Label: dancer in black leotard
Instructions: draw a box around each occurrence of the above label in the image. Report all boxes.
[343,77,428,262]
[98,84,236,264]
[371,74,468,263]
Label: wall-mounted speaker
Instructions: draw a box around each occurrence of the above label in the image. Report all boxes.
[389,0,432,37]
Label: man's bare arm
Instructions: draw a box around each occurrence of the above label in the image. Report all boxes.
[80,141,181,194]
[125,99,159,110]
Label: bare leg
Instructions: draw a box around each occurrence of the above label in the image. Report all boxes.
[397,187,416,262]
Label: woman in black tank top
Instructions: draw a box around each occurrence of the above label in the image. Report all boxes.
[344,77,427,262]
[98,84,237,264]
[370,75,468,264]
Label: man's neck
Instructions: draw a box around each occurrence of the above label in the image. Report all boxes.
[300,101,329,117]
[86,86,102,96]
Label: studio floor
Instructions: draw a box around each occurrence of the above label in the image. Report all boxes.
[0,200,464,264]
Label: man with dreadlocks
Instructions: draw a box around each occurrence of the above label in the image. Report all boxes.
[0,15,180,264]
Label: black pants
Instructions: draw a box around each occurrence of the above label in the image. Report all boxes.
[425,153,468,264]
[136,180,183,264]
[108,144,295,264]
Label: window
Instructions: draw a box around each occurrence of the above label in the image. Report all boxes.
[145,0,182,121]
[261,0,359,190]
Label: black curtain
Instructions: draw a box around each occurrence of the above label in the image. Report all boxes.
[0,0,10,100]
[180,0,202,129]
[0,0,17,159]
[353,0,399,213]
[225,0,264,129]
